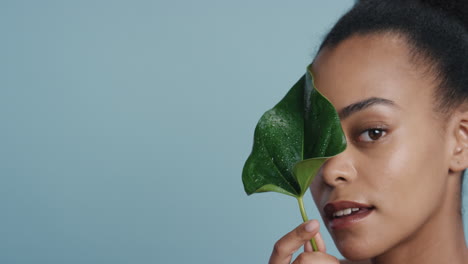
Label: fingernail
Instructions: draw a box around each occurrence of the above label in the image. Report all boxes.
[305,221,318,232]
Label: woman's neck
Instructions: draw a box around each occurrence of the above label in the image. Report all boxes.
[371,174,468,264]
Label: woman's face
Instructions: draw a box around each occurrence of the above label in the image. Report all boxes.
[309,33,454,260]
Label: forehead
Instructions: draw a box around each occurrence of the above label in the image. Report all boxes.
[311,33,435,111]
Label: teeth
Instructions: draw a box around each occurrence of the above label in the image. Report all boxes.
[333,207,360,218]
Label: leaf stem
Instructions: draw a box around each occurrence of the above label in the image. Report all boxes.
[297,196,319,252]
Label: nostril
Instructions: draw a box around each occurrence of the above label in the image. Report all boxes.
[336,176,346,181]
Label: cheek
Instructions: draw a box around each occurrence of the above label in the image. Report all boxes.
[333,128,448,257]
[358,126,448,246]
[363,124,447,209]
[312,117,450,259]
[310,169,325,205]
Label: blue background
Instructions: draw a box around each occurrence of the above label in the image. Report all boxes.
[2,1,466,263]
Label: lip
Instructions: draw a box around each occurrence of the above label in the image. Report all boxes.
[324,200,375,230]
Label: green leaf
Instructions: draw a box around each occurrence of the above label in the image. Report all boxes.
[242,65,346,198]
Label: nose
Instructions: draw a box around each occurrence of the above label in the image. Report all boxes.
[319,148,357,187]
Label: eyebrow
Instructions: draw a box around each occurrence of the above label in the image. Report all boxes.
[338,97,397,120]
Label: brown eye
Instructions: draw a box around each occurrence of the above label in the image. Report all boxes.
[358,128,386,142]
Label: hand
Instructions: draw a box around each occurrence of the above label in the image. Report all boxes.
[269,220,339,264]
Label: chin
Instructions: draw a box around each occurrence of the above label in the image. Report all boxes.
[334,237,379,261]
[339,250,373,262]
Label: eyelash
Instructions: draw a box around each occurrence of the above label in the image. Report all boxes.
[356,127,388,143]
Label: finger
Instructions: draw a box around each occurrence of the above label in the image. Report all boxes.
[292,251,339,264]
[269,220,319,264]
[314,231,327,253]
[303,230,326,253]
[304,241,312,253]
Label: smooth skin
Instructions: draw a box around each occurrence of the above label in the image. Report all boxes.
[269,33,468,264]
